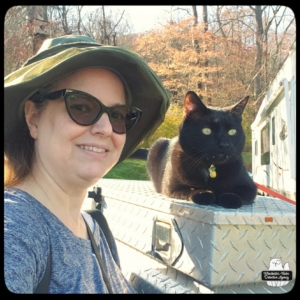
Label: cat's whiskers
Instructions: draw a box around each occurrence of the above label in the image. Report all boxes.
[180,151,209,174]
[185,159,205,175]
[231,153,243,164]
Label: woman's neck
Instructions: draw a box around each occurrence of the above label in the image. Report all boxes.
[14,169,89,239]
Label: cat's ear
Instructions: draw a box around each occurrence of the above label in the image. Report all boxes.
[230,96,250,115]
[184,91,208,117]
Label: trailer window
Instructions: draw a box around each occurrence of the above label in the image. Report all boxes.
[261,123,270,165]
[272,117,275,145]
[255,140,258,156]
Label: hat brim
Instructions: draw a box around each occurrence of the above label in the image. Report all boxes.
[5,46,170,163]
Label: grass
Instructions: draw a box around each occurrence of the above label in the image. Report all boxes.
[242,152,252,163]
[104,152,252,180]
[242,152,252,172]
[104,158,149,180]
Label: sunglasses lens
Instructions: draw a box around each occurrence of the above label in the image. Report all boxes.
[65,91,140,133]
[66,93,101,125]
[110,106,140,134]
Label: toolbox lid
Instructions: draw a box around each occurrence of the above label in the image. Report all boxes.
[98,179,296,226]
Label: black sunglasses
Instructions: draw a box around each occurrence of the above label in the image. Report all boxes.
[32,89,142,134]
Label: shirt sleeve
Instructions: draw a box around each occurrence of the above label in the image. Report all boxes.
[4,193,49,293]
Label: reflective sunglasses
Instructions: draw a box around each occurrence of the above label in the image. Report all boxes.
[32,89,142,134]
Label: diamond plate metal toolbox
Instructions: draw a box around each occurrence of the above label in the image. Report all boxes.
[86,179,296,292]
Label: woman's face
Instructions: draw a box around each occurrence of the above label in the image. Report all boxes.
[26,68,126,188]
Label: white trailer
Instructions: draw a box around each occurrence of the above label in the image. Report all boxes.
[251,44,296,201]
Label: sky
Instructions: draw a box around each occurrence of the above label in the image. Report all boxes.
[109,5,175,33]
[82,6,295,34]
[83,5,193,33]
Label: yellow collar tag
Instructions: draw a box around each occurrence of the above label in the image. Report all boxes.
[208,164,216,178]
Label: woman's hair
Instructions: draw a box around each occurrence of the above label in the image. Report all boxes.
[4,84,54,187]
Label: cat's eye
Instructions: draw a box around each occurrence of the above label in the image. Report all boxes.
[228,129,236,136]
[202,128,212,135]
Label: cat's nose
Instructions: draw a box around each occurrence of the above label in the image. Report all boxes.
[220,141,229,148]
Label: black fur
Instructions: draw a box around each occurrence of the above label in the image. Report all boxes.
[147,91,257,209]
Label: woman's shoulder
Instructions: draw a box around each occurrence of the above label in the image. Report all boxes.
[4,187,57,253]
[4,187,51,243]
[5,187,39,204]
[5,188,49,223]
[4,188,51,293]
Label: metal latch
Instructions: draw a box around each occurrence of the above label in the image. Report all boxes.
[88,186,104,209]
[152,217,183,266]
[155,221,171,256]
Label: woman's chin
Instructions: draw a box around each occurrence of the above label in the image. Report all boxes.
[78,171,106,186]
[75,163,116,187]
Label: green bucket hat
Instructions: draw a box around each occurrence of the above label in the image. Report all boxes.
[4,35,170,163]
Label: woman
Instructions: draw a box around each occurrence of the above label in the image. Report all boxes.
[4,35,170,293]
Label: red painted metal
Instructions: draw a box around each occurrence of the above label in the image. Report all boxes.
[254,182,296,205]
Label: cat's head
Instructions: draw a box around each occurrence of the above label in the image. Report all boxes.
[179,91,249,165]
[269,258,283,269]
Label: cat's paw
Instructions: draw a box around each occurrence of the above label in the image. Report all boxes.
[192,191,216,205]
[219,193,242,208]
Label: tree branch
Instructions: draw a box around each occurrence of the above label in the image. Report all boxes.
[264,6,281,33]
[107,10,125,35]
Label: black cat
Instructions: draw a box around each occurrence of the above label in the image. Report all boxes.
[147,91,257,209]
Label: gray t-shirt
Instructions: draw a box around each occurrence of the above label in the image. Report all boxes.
[4,188,136,294]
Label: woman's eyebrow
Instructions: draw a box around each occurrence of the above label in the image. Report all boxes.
[113,102,127,106]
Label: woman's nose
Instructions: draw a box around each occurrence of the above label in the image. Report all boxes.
[90,113,113,136]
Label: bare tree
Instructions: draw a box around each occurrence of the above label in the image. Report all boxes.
[208,5,295,105]
[52,5,73,35]
[5,6,30,74]
[4,6,50,74]
[77,6,128,46]
[76,5,84,35]
[191,5,200,52]
[191,5,211,104]
[249,5,264,101]
[5,5,135,75]
[270,6,295,74]
[99,5,125,45]
[215,6,227,38]
[26,6,49,54]
[202,6,211,105]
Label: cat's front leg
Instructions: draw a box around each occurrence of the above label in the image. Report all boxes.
[165,185,215,205]
[165,185,192,200]
[190,189,216,205]
[218,184,257,208]
[218,193,242,209]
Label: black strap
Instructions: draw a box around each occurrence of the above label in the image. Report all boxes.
[84,218,114,294]
[84,209,114,253]
[34,209,114,293]
[34,250,51,294]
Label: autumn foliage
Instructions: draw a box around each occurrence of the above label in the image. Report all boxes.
[4,6,295,160]
[138,103,183,149]
[134,18,259,154]
[4,7,34,75]
[133,8,294,158]
[134,14,293,110]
